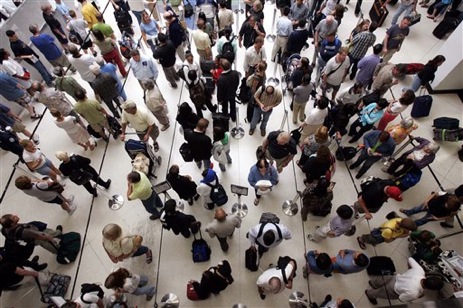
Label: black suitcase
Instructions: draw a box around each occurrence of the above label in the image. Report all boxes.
[433,17,460,39]
[369,0,389,27]
[433,117,460,130]
[200,60,215,77]
[367,256,396,275]
[245,247,258,271]
[212,112,230,131]
[411,95,433,118]
[388,0,399,5]
[179,142,194,162]
[204,77,215,94]
[107,116,122,139]
[55,232,81,264]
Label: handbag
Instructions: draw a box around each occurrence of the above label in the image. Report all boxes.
[184,0,194,18]
[69,169,93,185]
[186,282,199,300]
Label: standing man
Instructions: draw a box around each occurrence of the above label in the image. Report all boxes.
[120,100,160,151]
[356,44,383,88]
[257,258,297,300]
[205,208,242,252]
[365,257,443,305]
[238,16,266,50]
[271,7,293,62]
[217,1,234,31]
[96,58,127,101]
[289,0,309,25]
[29,24,76,73]
[390,0,417,26]
[382,17,411,63]
[261,130,297,173]
[67,44,96,87]
[92,13,116,39]
[313,15,338,65]
[77,0,100,29]
[152,33,180,89]
[243,37,267,77]
[129,49,159,90]
[249,85,282,137]
[53,67,86,101]
[248,221,292,259]
[89,65,121,119]
[0,72,38,119]
[217,59,240,122]
[321,47,350,100]
[6,30,54,87]
[348,22,377,80]
[192,19,212,61]
[127,171,164,220]
[41,3,70,53]
[163,10,186,61]
[285,19,311,56]
[127,0,146,25]
[184,118,213,170]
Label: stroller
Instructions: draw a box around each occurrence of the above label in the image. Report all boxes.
[283,54,301,92]
[125,139,162,180]
[119,31,138,60]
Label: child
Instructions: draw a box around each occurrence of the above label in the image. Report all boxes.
[307,205,354,242]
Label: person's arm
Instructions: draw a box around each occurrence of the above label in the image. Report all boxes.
[357,196,372,220]
[103,244,119,263]
[144,124,155,142]
[126,181,134,200]
[15,267,39,277]
[261,137,269,152]
[120,121,127,141]
[382,33,390,53]
[285,261,296,289]
[248,225,259,246]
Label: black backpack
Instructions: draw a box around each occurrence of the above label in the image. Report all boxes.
[68,29,83,45]
[205,177,228,206]
[114,9,132,30]
[189,80,209,106]
[221,36,236,63]
[80,283,104,304]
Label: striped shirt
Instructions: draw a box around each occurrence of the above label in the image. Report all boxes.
[350,31,376,60]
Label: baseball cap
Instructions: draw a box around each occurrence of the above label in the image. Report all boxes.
[386,186,403,201]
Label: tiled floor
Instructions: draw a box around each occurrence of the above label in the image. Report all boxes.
[1,1,462,308]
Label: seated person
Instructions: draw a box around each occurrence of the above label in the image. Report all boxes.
[357,217,417,249]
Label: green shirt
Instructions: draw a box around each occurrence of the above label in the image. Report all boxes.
[129,172,152,201]
[55,76,85,100]
[74,99,105,124]
[92,22,114,38]
[93,38,113,55]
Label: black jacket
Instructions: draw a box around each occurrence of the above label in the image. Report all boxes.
[217,70,240,101]
[153,41,177,68]
[184,129,212,161]
[286,29,310,55]
[162,212,196,235]
[166,173,197,200]
[193,268,230,299]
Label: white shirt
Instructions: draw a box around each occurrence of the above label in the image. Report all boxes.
[218,8,234,30]
[389,101,408,114]
[192,29,211,50]
[23,149,46,168]
[248,223,292,248]
[304,107,328,126]
[243,45,267,71]
[256,264,294,294]
[337,87,363,105]
[121,107,156,132]
[276,16,293,37]
[73,291,101,308]
[123,274,141,293]
[324,56,350,86]
[127,0,145,11]
[68,54,97,82]
[394,257,426,302]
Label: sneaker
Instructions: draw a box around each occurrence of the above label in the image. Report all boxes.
[67,203,77,216]
[259,293,266,300]
[161,123,170,131]
[365,290,378,305]
[32,134,40,145]
[146,294,155,301]
[440,222,454,228]
[307,234,316,242]
[68,195,75,204]
[56,225,63,233]
[103,179,112,189]
[149,214,160,220]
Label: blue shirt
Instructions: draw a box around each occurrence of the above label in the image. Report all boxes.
[140,19,159,38]
[130,55,159,81]
[332,249,369,274]
[55,2,71,21]
[359,103,384,126]
[306,250,333,276]
[0,104,14,127]
[320,38,342,62]
[276,16,293,37]
[247,164,279,188]
[0,72,25,101]
[30,34,62,61]
[100,63,126,99]
[357,54,381,85]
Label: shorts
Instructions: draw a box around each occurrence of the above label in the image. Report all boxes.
[326,83,341,92]
[89,118,109,133]
[54,28,69,45]
[16,93,31,107]
[34,158,54,176]
[45,196,64,205]
[11,120,26,133]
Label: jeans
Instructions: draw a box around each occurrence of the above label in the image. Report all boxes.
[348,118,373,142]
[33,60,54,85]
[141,191,164,217]
[219,150,232,171]
[387,155,415,177]
[131,275,155,296]
[132,245,149,257]
[409,75,422,92]
[195,159,211,170]
[349,55,361,79]
[132,10,143,25]
[102,95,121,118]
[391,3,414,25]
[250,106,272,131]
[217,236,229,252]
[402,203,433,226]
[355,0,363,15]
[350,149,382,177]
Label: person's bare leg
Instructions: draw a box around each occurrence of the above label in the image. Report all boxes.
[78,142,88,150]
[50,164,63,177]
[49,170,59,182]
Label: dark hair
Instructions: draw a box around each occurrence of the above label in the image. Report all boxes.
[379,131,390,142]
[61,302,78,308]
[282,6,290,15]
[354,253,369,267]
[302,74,311,85]
[336,204,354,220]
[263,230,276,246]
[168,164,180,176]
[0,214,16,229]
[188,70,197,81]
[373,44,383,55]
[178,102,193,116]
[0,48,6,63]
[314,178,330,197]
[127,171,141,183]
[376,98,389,109]
[164,199,177,213]
[315,145,331,164]
[429,55,446,67]
[75,89,86,100]
[213,126,226,142]
[317,96,330,109]
[399,90,416,105]
[198,12,207,23]
[158,32,167,43]
[339,299,354,308]
[256,158,269,169]
[353,82,363,91]
[316,252,332,270]
[5,30,15,37]
[92,28,105,41]
[223,26,232,39]
[423,276,444,290]
[298,19,306,28]
[104,268,130,289]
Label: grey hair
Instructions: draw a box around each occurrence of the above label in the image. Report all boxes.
[400,117,414,129]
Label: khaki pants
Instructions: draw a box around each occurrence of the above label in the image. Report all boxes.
[49,54,76,72]
[366,275,400,300]
[381,49,398,64]
[271,35,289,61]
[292,101,307,124]
[299,124,321,145]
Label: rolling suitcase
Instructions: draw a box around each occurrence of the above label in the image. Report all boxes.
[213,102,230,131]
[411,89,432,118]
[433,117,460,130]
[369,0,389,27]
[433,128,463,142]
[433,17,461,39]
[35,273,71,304]
[245,247,258,271]
[367,256,396,275]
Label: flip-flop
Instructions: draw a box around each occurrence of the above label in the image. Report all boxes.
[399,208,407,214]
[153,143,159,152]
[146,249,153,264]
[357,237,366,250]
[30,114,41,120]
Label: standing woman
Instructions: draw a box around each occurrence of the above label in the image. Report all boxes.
[140,10,161,55]
[377,89,415,131]
[92,29,127,77]
[49,108,94,151]
[409,55,446,93]
[105,268,156,302]
[19,139,63,182]
[247,158,279,206]
[0,49,33,96]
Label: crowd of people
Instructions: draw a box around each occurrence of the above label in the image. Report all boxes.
[0,0,462,307]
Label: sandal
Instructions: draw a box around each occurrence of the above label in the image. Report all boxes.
[153,142,159,152]
[30,114,41,120]
[254,198,260,206]
[357,237,366,250]
[146,249,153,264]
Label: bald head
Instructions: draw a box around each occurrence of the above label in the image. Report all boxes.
[214,208,227,222]
[325,15,335,24]
[277,131,291,145]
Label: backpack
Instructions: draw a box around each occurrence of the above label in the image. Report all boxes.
[396,169,422,191]
[433,117,460,130]
[56,232,81,264]
[238,77,252,103]
[221,36,236,63]
[205,177,228,206]
[80,283,104,304]
[277,256,296,284]
[360,176,381,192]
[259,212,280,224]
[192,229,211,262]
[114,9,132,31]
[302,189,333,217]
[68,29,83,45]
[189,80,209,106]
[335,146,357,161]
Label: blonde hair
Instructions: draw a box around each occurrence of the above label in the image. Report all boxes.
[19,139,33,148]
[102,223,122,240]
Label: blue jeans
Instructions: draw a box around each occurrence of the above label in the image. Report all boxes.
[195,159,211,170]
[141,191,163,217]
[117,82,127,101]
[250,106,272,131]
[391,3,414,25]
[33,60,53,85]
[402,203,433,226]
[132,245,149,257]
[409,75,422,93]
[131,275,155,296]
[132,10,143,25]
